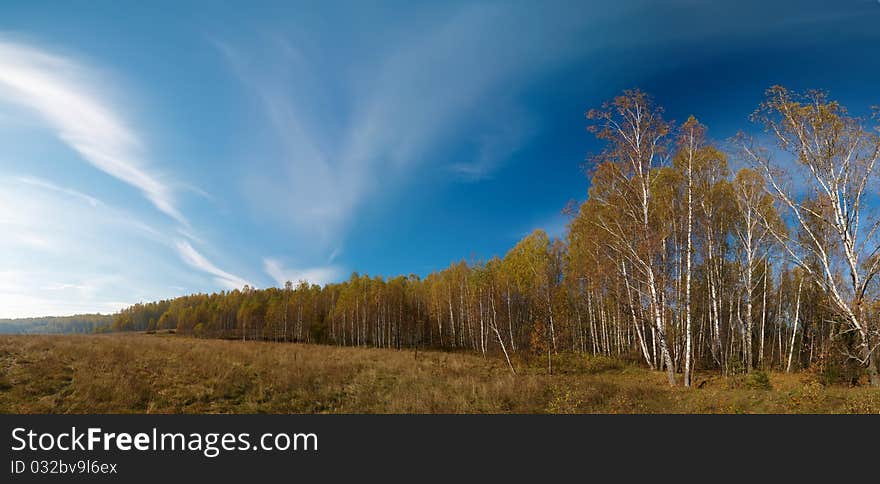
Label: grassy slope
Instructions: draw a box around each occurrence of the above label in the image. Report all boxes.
[1,334,878,414]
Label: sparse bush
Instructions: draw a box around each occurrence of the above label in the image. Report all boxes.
[582,355,625,374]
[809,346,867,386]
[747,371,772,390]
[726,370,772,390]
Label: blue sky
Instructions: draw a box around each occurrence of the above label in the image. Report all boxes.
[1,1,879,317]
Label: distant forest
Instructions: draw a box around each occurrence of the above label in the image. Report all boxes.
[0,314,113,334]
[111,86,880,387]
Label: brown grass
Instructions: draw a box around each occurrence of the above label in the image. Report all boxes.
[0,334,878,413]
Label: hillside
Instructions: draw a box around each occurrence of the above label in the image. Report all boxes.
[0,314,112,334]
[1,333,878,414]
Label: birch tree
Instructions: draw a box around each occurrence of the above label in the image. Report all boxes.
[731,168,780,371]
[743,86,880,385]
[587,89,678,385]
[673,116,708,386]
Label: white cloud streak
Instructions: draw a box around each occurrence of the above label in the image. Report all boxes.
[219,4,603,250]
[14,175,102,207]
[0,38,185,224]
[263,258,342,287]
[0,39,255,302]
[0,176,191,318]
[175,240,252,290]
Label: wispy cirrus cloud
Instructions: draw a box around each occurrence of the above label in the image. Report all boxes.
[0,38,259,297]
[0,38,184,224]
[0,174,162,249]
[0,176,183,318]
[263,258,342,287]
[0,269,129,318]
[14,175,102,208]
[175,240,252,290]
[217,4,603,248]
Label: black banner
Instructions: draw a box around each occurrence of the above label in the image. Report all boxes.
[1,414,874,483]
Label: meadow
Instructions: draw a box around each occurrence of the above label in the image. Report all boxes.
[1,334,878,414]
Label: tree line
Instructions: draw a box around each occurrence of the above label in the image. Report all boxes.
[0,314,113,334]
[112,86,880,386]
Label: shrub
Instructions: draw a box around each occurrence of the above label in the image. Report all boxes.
[746,370,772,390]
[582,355,625,374]
[809,345,867,386]
[726,370,772,390]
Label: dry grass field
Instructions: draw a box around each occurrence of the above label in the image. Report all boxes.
[1,333,878,413]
